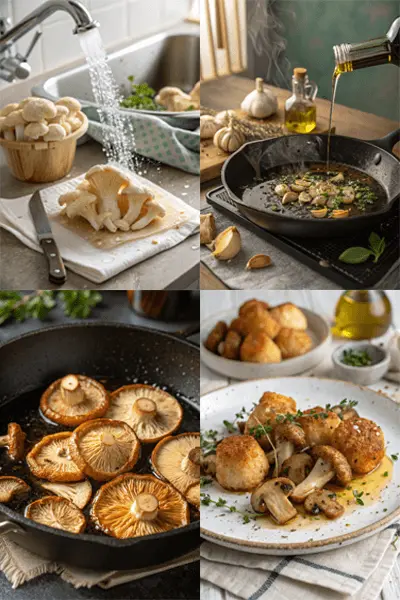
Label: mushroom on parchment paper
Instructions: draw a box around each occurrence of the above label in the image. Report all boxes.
[39,480,92,509]
[107,384,183,444]
[151,432,200,506]
[91,473,189,539]
[25,496,86,534]
[40,374,109,427]
[69,418,140,482]
[0,476,31,503]
[0,422,26,461]
[27,432,84,483]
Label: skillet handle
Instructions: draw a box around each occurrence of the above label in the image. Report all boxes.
[369,128,400,154]
[0,520,26,536]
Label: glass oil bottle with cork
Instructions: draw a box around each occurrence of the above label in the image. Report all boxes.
[332,291,392,340]
[284,67,318,133]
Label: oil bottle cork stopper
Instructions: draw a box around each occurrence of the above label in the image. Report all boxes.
[294,67,307,78]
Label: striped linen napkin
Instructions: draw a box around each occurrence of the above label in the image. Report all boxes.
[201,524,400,600]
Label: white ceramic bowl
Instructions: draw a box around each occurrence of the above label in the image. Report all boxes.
[332,341,390,385]
[201,307,331,380]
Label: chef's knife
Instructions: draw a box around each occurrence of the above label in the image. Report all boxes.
[29,190,67,285]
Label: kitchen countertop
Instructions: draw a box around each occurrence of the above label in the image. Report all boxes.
[200,76,400,291]
[0,24,200,291]
[0,291,200,599]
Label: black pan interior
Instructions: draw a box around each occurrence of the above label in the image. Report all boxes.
[223,134,400,219]
[0,323,199,569]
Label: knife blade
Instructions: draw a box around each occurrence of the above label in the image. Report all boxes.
[29,190,67,285]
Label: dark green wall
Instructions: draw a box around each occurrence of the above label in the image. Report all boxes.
[247,0,399,121]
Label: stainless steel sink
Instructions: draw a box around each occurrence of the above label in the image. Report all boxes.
[33,31,200,130]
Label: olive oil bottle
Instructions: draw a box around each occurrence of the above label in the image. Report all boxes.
[284,68,318,134]
[332,291,392,340]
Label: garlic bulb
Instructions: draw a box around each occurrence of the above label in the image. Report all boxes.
[213,226,241,260]
[215,109,235,127]
[200,115,219,140]
[213,120,245,154]
[241,78,277,119]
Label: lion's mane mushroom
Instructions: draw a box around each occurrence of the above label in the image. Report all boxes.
[40,374,109,427]
[0,423,26,461]
[216,435,268,492]
[85,165,131,232]
[230,305,281,339]
[130,200,166,231]
[331,405,359,421]
[298,410,341,447]
[27,432,84,482]
[269,303,308,330]
[244,394,296,450]
[204,321,228,353]
[291,446,352,504]
[69,418,141,482]
[22,98,57,123]
[115,181,153,231]
[251,478,297,524]
[151,433,200,504]
[240,332,282,364]
[332,418,385,475]
[304,490,344,520]
[39,480,92,509]
[273,423,307,475]
[4,109,26,141]
[219,329,242,360]
[25,121,49,140]
[281,453,314,485]
[60,190,102,231]
[275,328,313,359]
[25,496,86,534]
[239,299,270,316]
[0,476,30,503]
[106,384,183,444]
[91,473,189,539]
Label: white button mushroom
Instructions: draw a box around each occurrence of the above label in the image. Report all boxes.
[56,97,83,131]
[4,109,26,141]
[43,124,67,142]
[25,121,50,140]
[22,98,57,122]
[0,103,19,117]
[0,116,15,141]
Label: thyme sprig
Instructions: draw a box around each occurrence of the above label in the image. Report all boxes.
[200,493,257,524]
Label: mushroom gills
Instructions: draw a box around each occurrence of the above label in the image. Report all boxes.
[251,478,297,525]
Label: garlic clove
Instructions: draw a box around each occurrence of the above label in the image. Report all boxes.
[246,254,272,270]
[331,209,349,219]
[213,226,241,260]
[200,213,217,245]
[311,208,328,218]
[282,191,298,204]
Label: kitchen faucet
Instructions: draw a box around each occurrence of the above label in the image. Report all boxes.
[0,0,98,83]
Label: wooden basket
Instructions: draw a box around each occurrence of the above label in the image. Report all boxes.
[0,113,88,183]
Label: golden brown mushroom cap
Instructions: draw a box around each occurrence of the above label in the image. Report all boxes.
[310,445,353,486]
[185,482,200,508]
[69,418,140,482]
[0,476,30,503]
[25,496,86,534]
[240,331,282,363]
[332,418,385,475]
[298,411,341,447]
[27,432,84,482]
[238,299,270,316]
[91,473,190,539]
[269,303,308,330]
[204,321,228,353]
[244,399,296,449]
[231,306,281,339]
[107,385,183,443]
[0,423,26,461]
[216,435,268,492]
[151,433,200,497]
[275,328,313,359]
[40,375,109,427]
[259,392,297,412]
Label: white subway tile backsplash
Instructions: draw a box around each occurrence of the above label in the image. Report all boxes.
[128,0,165,39]
[92,2,128,47]
[41,19,82,70]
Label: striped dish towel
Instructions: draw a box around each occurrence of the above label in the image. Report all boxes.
[201,524,400,600]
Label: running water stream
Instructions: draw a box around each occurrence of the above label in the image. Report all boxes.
[78,28,136,171]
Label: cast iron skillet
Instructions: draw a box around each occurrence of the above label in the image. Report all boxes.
[0,322,199,571]
[221,129,400,238]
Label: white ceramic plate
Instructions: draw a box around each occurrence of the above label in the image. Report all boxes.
[201,308,331,380]
[201,377,400,555]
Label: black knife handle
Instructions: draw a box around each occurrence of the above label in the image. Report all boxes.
[39,238,67,285]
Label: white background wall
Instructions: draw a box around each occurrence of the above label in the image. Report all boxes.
[201,291,400,329]
[0,0,191,77]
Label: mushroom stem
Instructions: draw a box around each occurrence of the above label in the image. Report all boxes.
[61,376,85,406]
[134,399,157,418]
[101,432,116,446]
[291,458,334,503]
[131,493,159,521]
[276,440,294,475]
[181,447,201,479]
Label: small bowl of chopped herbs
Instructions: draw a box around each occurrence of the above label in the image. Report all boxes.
[332,341,390,385]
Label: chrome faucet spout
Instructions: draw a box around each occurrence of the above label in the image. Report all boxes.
[0,0,98,49]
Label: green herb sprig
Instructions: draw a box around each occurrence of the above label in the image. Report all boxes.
[339,233,386,265]
[120,76,164,111]
[0,291,102,326]
[353,490,364,506]
[341,349,373,368]
[200,493,256,524]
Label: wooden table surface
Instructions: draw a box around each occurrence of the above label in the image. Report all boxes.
[200,75,400,290]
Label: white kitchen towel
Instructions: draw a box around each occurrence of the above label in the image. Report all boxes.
[0,174,199,284]
[0,534,199,589]
[201,523,400,600]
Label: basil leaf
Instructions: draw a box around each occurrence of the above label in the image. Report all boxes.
[368,232,381,253]
[339,247,373,264]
